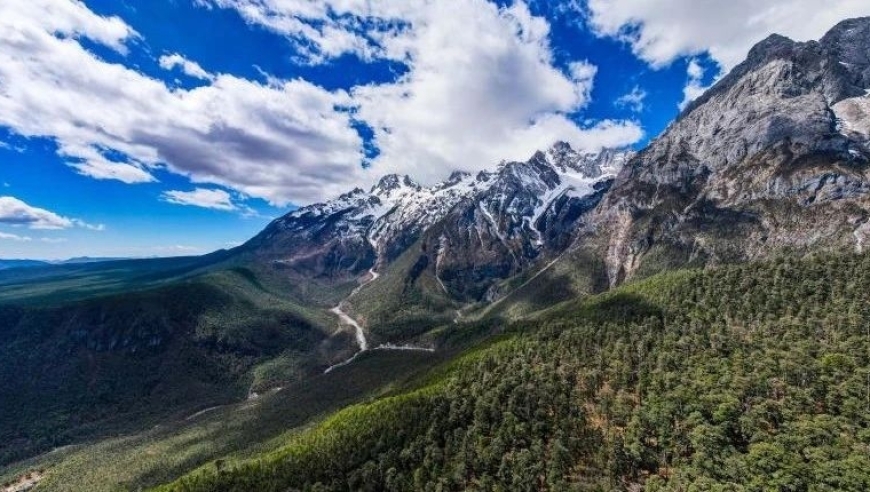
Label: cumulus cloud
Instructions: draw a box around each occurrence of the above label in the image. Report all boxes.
[162,188,238,211]
[0,0,366,205]
[204,0,642,185]
[0,196,72,229]
[586,0,870,70]
[615,85,647,112]
[1,0,644,206]
[159,53,213,80]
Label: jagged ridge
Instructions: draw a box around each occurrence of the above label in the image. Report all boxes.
[244,143,633,300]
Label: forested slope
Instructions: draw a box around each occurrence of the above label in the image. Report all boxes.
[159,252,870,491]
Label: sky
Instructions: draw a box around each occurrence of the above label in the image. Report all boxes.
[0,0,868,260]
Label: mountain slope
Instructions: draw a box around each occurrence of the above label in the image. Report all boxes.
[582,17,870,285]
[236,144,633,336]
[157,250,870,492]
[0,267,346,466]
[244,144,629,279]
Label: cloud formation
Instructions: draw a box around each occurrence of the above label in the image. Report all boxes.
[0,196,104,231]
[159,53,214,81]
[1,0,644,206]
[162,188,238,211]
[615,85,647,112]
[586,0,870,70]
[203,0,643,185]
[0,0,365,205]
[0,196,71,230]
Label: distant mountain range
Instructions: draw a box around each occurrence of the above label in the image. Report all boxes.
[241,143,632,301]
[0,256,136,270]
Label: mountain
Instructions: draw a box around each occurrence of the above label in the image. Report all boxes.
[581,17,870,286]
[58,256,134,264]
[7,16,870,492]
[158,251,870,492]
[146,20,870,492]
[0,257,134,272]
[238,12,870,316]
[0,259,49,270]
[241,145,631,302]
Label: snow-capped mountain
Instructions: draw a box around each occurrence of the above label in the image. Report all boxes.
[242,16,870,308]
[244,142,633,293]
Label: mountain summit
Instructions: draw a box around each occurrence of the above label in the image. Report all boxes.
[242,142,633,294]
[584,17,870,285]
[235,17,870,331]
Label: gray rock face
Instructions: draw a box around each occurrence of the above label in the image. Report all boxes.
[590,17,870,285]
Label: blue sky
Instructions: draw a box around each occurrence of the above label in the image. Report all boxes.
[0,0,866,260]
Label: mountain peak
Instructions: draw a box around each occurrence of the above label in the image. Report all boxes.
[821,16,870,46]
[548,140,574,153]
[372,174,420,194]
[447,170,471,183]
[339,187,367,200]
[747,33,796,61]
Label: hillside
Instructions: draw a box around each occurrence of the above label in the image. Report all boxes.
[4,15,870,492]
[156,251,870,491]
[581,17,870,286]
[0,266,348,466]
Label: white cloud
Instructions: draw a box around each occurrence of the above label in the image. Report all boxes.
[0,231,32,241]
[11,0,138,53]
[162,188,238,211]
[0,196,72,229]
[679,59,713,110]
[159,53,213,81]
[40,237,67,243]
[206,0,642,185]
[586,0,870,70]
[1,0,644,207]
[0,196,103,231]
[60,143,156,184]
[0,0,366,205]
[615,85,647,112]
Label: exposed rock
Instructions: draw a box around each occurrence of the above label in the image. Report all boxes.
[241,143,633,298]
[586,17,870,285]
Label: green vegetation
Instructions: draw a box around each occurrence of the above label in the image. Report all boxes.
[0,252,232,306]
[0,349,439,492]
[0,266,342,466]
[157,252,870,491]
[348,243,458,344]
[480,246,609,321]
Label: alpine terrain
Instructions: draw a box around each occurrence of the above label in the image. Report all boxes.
[2,14,870,492]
